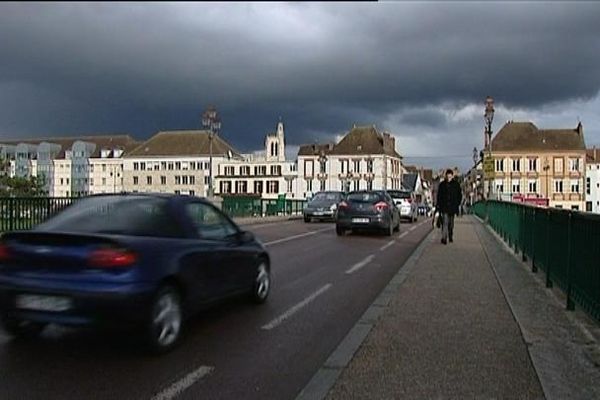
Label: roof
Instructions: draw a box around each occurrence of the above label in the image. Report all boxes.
[330,126,401,158]
[402,173,418,191]
[587,147,600,163]
[0,135,140,158]
[297,143,334,156]
[126,130,240,158]
[404,165,418,172]
[491,122,586,152]
[421,168,434,183]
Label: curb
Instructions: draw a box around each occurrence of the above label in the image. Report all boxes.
[295,226,436,400]
[235,215,303,227]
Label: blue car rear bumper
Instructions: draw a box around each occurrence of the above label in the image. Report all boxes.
[0,279,157,328]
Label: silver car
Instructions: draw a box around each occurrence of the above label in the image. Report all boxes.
[388,190,418,223]
[303,191,345,222]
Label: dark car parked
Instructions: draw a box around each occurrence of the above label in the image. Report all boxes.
[0,194,271,353]
[303,191,345,222]
[335,191,400,236]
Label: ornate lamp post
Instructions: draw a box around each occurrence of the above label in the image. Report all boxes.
[484,96,495,199]
[202,106,221,197]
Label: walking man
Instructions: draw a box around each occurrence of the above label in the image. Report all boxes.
[436,169,462,245]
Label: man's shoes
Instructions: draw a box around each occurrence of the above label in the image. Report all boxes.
[449,237,453,243]
[441,238,447,245]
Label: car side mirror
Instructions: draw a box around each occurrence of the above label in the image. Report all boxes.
[238,230,255,243]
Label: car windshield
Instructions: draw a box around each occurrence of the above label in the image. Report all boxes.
[37,196,183,238]
[311,192,341,202]
[347,192,383,203]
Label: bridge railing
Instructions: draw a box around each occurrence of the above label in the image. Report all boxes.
[474,200,600,321]
[1,195,308,232]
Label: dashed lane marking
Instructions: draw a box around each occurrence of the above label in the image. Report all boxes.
[264,227,332,247]
[345,254,375,274]
[379,240,396,251]
[150,366,214,400]
[261,283,333,330]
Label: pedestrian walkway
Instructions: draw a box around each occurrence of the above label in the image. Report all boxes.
[320,216,600,400]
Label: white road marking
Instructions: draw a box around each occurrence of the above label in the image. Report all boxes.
[409,226,417,231]
[246,220,295,230]
[345,254,375,274]
[261,284,332,330]
[150,366,214,400]
[398,232,409,239]
[263,227,332,246]
[379,240,396,251]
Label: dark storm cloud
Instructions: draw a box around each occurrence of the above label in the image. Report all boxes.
[1,2,600,161]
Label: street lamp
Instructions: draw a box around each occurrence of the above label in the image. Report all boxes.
[543,160,551,207]
[484,96,495,199]
[202,106,221,198]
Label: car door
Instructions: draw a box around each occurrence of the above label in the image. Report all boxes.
[185,202,254,300]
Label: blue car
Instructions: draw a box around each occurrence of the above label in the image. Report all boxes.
[0,194,271,353]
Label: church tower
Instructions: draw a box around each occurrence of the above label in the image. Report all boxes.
[265,118,286,162]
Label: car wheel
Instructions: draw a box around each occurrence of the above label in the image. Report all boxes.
[336,225,345,236]
[0,315,46,339]
[252,262,270,304]
[146,285,183,354]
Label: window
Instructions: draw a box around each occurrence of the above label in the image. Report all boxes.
[175,162,181,170]
[512,159,521,172]
[529,158,537,172]
[160,176,166,185]
[133,176,138,185]
[133,162,139,171]
[571,179,580,193]
[287,180,293,193]
[266,180,279,194]
[320,180,326,191]
[528,180,537,193]
[60,178,64,185]
[554,179,563,193]
[220,181,232,194]
[182,176,188,185]
[102,177,106,185]
[554,158,563,173]
[586,202,593,212]
[571,205,579,211]
[306,179,313,192]
[175,176,181,185]
[495,159,504,172]
[511,179,520,193]
[147,176,152,185]
[319,160,326,173]
[340,160,350,173]
[140,162,146,171]
[168,162,174,171]
[224,166,235,176]
[367,180,373,190]
[161,162,167,170]
[185,202,237,240]
[587,177,591,195]
[189,190,195,196]
[204,176,210,185]
[235,180,248,193]
[569,158,580,172]
[495,179,504,193]
[153,163,160,171]
[353,160,361,173]
[182,162,189,170]
[254,181,264,194]
[304,160,314,177]
[190,175,195,185]
[270,165,281,176]
[240,166,251,176]
[353,180,360,191]
[90,178,94,186]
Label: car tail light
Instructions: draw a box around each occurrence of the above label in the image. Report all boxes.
[339,201,349,209]
[374,201,389,212]
[88,248,137,268]
[0,243,11,262]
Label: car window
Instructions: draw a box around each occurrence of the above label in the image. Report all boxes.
[311,192,341,202]
[347,192,382,203]
[186,202,238,240]
[37,196,184,238]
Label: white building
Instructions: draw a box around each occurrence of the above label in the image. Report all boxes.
[214,121,298,199]
[296,125,403,199]
[123,130,240,197]
[586,147,600,213]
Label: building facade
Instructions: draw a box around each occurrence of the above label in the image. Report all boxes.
[586,147,600,213]
[490,121,587,210]
[296,125,403,199]
[123,130,240,197]
[214,121,299,199]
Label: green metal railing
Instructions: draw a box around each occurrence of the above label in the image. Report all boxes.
[0,195,308,232]
[0,197,76,232]
[221,195,306,218]
[474,200,600,320]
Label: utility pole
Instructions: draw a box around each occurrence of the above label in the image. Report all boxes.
[202,106,221,198]
[484,96,495,200]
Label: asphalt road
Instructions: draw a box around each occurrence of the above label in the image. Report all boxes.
[0,218,432,400]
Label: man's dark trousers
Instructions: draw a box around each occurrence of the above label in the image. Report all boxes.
[441,213,454,242]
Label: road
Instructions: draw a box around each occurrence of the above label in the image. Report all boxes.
[0,218,432,400]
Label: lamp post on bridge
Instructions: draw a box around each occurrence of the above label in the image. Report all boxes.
[484,96,495,200]
[202,106,221,198]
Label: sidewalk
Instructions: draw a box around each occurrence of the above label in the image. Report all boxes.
[323,217,546,399]
[233,214,302,227]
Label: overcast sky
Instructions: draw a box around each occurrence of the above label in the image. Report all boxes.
[1,2,600,171]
